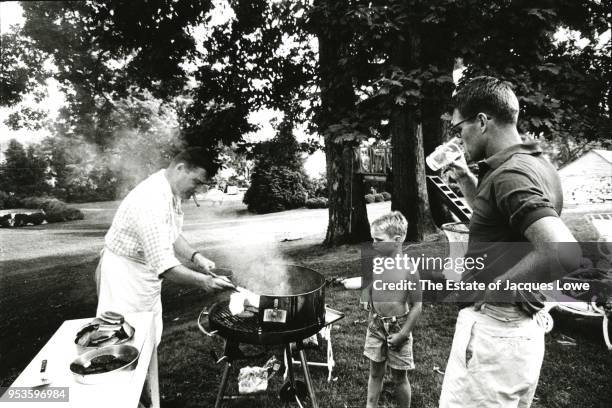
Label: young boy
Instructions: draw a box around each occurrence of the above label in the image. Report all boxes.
[364,211,422,408]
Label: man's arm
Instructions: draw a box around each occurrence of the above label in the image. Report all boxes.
[161,264,234,291]
[174,235,215,272]
[496,216,581,285]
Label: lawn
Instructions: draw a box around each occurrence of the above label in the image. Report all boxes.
[156,237,612,408]
[0,205,611,407]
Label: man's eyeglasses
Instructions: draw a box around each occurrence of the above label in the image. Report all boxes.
[448,114,478,139]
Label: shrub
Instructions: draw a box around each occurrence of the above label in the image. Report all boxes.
[305,175,328,198]
[20,196,84,223]
[12,212,46,227]
[374,193,385,202]
[26,212,46,225]
[381,192,391,201]
[364,194,375,204]
[0,191,21,210]
[305,197,329,209]
[243,166,308,213]
[0,214,12,227]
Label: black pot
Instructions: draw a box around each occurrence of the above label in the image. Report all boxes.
[253,265,326,331]
[204,264,329,344]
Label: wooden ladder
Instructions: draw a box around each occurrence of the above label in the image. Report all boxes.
[427,175,473,223]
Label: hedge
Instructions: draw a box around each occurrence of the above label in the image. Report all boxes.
[305,197,329,209]
[0,195,84,224]
[243,166,308,213]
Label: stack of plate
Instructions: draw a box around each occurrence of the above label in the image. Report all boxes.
[74,311,135,351]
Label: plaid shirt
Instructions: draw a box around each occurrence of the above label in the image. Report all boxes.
[105,170,183,276]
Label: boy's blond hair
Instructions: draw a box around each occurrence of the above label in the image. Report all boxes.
[371,211,408,239]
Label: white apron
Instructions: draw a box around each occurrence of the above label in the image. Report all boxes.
[95,248,164,345]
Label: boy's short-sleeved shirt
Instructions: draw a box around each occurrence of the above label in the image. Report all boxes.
[461,142,563,284]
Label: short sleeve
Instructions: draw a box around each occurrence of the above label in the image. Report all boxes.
[134,202,181,276]
[493,169,559,234]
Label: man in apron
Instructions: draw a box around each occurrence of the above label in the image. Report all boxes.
[96,148,234,345]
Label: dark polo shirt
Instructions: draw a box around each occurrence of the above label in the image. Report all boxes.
[461,142,563,285]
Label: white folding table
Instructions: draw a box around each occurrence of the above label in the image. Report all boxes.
[0,312,159,408]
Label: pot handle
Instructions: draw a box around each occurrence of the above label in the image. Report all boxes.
[197,308,218,337]
[325,277,344,286]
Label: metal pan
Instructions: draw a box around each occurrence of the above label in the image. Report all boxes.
[70,344,139,384]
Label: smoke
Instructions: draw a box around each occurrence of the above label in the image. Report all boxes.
[55,91,186,199]
[105,126,185,197]
[60,113,186,199]
[212,229,295,295]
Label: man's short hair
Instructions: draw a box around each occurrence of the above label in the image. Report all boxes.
[371,211,408,238]
[169,147,208,172]
[453,76,519,124]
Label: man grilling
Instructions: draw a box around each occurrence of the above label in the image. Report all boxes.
[96,148,235,346]
[438,76,581,408]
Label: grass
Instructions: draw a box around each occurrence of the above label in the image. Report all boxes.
[154,241,612,408]
[1,203,611,407]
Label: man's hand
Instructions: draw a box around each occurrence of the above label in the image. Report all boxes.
[446,154,477,207]
[193,253,215,273]
[200,275,236,292]
[474,281,516,310]
[387,332,408,351]
[447,153,470,179]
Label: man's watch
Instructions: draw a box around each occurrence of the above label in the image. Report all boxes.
[190,251,201,263]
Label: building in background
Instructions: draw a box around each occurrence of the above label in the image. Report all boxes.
[559,149,612,207]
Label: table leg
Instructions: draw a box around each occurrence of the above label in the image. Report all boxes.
[215,362,231,408]
[327,327,334,382]
[298,348,318,408]
[145,345,160,408]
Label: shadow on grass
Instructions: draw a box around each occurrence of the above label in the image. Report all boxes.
[48,230,107,238]
[1,239,611,407]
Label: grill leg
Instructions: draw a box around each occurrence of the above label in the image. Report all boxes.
[214,362,231,408]
[285,344,296,385]
[298,347,319,408]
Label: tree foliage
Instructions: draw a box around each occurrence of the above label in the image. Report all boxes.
[2,0,610,243]
[0,29,48,107]
[301,0,610,241]
[457,0,611,144]
[0,139,50,196]
[243,117,310,213]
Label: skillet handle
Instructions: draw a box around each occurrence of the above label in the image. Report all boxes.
[197,308,218,337]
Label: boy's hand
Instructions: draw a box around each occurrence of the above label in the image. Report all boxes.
[387,332,408,350]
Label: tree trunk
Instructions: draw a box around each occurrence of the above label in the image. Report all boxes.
[389,24,437,241]
[391,119,437,241]
[316,0,371,246]
[324,142,371,245]
[423,87,454,227]
[421,27,456,227]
